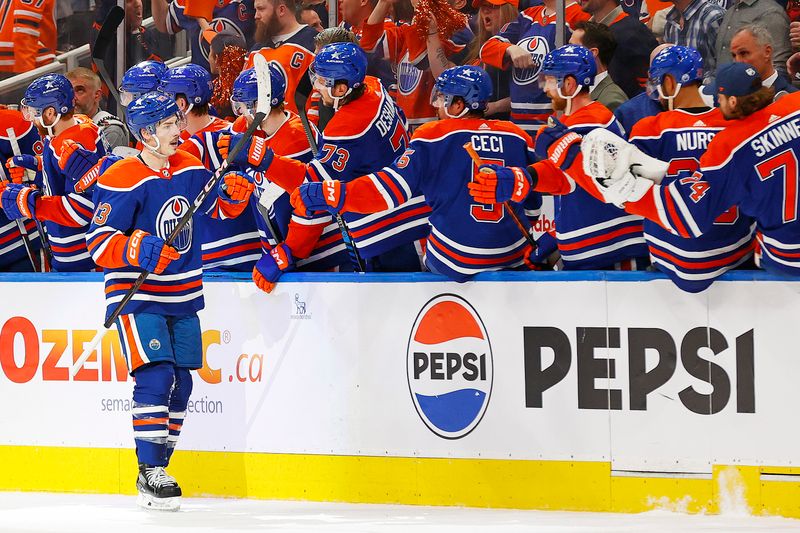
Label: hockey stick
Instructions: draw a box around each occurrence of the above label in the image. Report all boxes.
[293,73,365,272]
[0,143,38,271]
[70,55,273,377]
[91,6,124,104]
[8,128,52,271]
[463,143,538,250]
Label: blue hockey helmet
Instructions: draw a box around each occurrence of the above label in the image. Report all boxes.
[158,63,213,107]
[541,44,597,89]
[120,60,168,107]
[648,45,703,102]
[230,63,287,117]
[21,74,74,126]
[431,65,493,116]
[126,92,187,146]
[311,42,368,91]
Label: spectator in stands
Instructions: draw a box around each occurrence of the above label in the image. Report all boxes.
[662,0,725,78]
[731,24,797,94]
[580,0,658,98]
[302,0,329,27]
[66,68,128,148]
[203,28,249,118]
[613,42,671,134]
[340,0,396,93]
[715,0,790,78]
[0,0,56,79]
[300,7,325,31]
[570,21,628,111]
[251,0,317,48]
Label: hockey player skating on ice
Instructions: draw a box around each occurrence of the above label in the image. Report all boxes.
[469,45,648,270]
[291,65,540,281]
[85,92,254,511]
[626,46,755,292]
[0,74,107,271]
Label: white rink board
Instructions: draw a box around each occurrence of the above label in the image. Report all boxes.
[0,273,798,472]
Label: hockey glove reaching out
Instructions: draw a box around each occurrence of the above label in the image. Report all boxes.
[290,181,346,217]
[218,133,274,172]
[252,243,294,293]
[123,230,180,274]
[0,183,39,219]
[219,172,255,204]
[59,139,102,181]
[468,165,532,205]
[6,155,41,184]
[534,116,571,160]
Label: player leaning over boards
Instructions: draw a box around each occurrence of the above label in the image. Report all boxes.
[572,62,800,278]
[0,74,107,271]
[470,45,649,270]
[85,93,254,511]
[291,65,541,281]
[626,46,755,292]
[222,43,431,292]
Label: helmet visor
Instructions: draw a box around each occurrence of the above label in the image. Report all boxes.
[119,89,141,107]
[430,87,448,109]
[20,101,41,122]
[155,110,188,134]
[230,98,256,117]
[538,75,558,93]
[645,77,662,101]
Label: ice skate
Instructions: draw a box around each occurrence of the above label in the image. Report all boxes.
[136,465,182,512]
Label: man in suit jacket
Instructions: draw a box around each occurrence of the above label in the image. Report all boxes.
[570,21,629,111]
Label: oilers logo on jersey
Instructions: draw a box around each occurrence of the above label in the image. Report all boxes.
[156,196,192,253]
[397,52,424,97]
[198,18,248,60]
[513,37,549,86]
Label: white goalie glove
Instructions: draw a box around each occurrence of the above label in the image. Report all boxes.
[581,128,664,207]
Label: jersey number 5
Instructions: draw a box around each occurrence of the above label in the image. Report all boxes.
[470,157,505,223]
[756,149,799,224]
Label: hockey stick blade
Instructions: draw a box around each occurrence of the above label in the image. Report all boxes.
[463,143,537,249]
[92,6,124,103]
[293,72,366,272]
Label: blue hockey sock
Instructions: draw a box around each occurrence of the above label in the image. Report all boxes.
[132,363,175,467]
[166,368,193,463]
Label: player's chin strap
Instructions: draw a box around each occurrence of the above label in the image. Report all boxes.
[36,113,60,137]
[323,86,352,111]
[443,95,470,119]
[558,84,582,116]
[657,82,681,111]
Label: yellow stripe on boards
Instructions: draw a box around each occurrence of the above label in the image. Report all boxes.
[2,446,800,518]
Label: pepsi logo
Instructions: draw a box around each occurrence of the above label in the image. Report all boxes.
[513,37,549,86]
[155,195,192,253]
[407,294,493,439]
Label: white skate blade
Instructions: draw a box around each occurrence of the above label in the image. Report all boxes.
[136,491,181,512]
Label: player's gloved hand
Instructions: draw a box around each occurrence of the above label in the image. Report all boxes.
[74,154,123,193]
[58,139,102,181]
[218,133,274,172]
[123,229,180,274]
[523,244,542,271]
[219,172,255,204]
[534,116,571,160]
[0,183,39,219]
[290,180,345,217]
[595,171,654,208]
[6,155,41,184]
[468,165,531,204]
[544,130,583,171]
[252,243,294,293]
[627,147,668,184]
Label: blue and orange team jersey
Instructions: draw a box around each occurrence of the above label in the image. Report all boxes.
[359,19,473,128]
[480,3,589,134]
[365,118,539,281]
[629,108,755,292]
[231,112,313,254]
[0,0,56,74]
[0,111,43,268]
[244,27,316,115]
[41,116,107,271]
[542,101,647,269]
[624,92,800,278]
[343,20,397,95]
[86,151,235,320]
[167,0,254,72]
[178,116,262,271]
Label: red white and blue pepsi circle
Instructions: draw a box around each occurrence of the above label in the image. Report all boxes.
[513,36,549,86]
[407,294,493,439]
[156,195,192,253]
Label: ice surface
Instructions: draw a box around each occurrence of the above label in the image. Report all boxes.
[1,492,799,533]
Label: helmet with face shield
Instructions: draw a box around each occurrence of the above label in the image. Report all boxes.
[230,63,287,118]
[647,45,703,109]
[310,42,367,109]
[430,65,493,118]
[126,92,187,154]
[540,45,596,94]
[119,60,168,107]
[21,74,75,136]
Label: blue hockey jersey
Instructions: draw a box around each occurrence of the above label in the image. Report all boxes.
[629,108,755,292]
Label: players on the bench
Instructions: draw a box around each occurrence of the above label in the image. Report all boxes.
[291,65,541,281]
[85,92,254,511]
